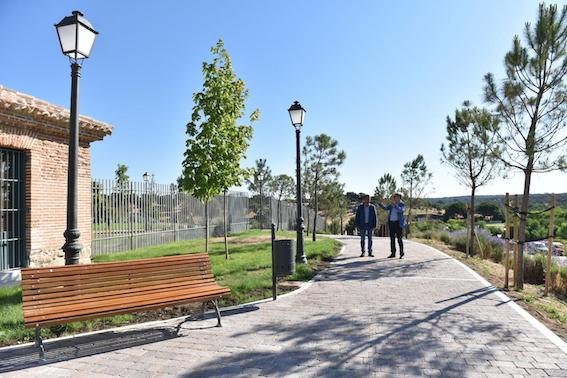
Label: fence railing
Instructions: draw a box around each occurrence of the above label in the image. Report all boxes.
[91,179,326,256]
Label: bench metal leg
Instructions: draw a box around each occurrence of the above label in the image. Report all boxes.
[211,299,222,327]
[35,327,45,360]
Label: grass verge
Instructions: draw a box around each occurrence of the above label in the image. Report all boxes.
[0,230,341,347]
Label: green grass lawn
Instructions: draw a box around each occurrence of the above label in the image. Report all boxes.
[0,230,341,346]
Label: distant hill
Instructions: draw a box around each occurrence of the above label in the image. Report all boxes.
[426,193,567,210]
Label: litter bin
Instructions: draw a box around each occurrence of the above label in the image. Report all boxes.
[274,239,295,277]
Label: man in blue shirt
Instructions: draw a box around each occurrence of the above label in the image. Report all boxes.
[355,195,377,257]
[378,193,406,259]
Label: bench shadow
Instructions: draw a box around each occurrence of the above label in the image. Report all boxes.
[0,305,259,374]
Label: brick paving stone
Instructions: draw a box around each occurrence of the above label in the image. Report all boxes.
[2,237,567,377]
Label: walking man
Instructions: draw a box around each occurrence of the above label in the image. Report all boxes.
[355,195,377,257]
[379,193,405,259]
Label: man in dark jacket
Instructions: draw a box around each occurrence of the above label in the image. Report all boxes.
[355,195,377,257]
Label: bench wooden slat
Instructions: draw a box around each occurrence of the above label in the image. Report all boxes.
[24,291,229,328]
[21,254,210,278]
[24,285,230,323]
[22,274,216,303]
[23,279,219,309]
[21,258,211,284]
[21,263,212,292]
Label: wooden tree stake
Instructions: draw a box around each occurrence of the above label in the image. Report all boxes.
[504,193,510,290]
[544,194,556,296]
[513,194,519,289]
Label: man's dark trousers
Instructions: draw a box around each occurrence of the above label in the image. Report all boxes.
[389,221,403,256]
[360,225,373,253]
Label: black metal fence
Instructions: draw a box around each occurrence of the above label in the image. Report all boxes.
[91,179,326,256]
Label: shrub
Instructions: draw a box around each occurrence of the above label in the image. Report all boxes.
[486,225,503,236]
[439,232,450,244]
[447,219,466,232]
[524,254,545,285]
[450,233,468,253]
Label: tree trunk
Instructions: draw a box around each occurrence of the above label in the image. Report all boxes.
[340,214,343,235]
[224,191,228,259]
[469,186,476,258]
[407,181,413,237]
[205,201,209,253]
[516,166,533,289]
[277,198,281,231]
[306,208,310,236]
[312,186,318,242]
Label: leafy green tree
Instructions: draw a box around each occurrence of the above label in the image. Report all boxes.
[181,39,258,254]
[303,134,346,241]
[374,173,398,201]
[443,202,467,222]
[114,164,129,191]
[476,202,504,221]
[483,3,567,288]
[268,174,295,231]
[401,154,432,235]
[319,180,348,235]
[374,173,399,232]
[441,101,501,256]
[246,159,272,229]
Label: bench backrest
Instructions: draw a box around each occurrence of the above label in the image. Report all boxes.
[21,253,214,311]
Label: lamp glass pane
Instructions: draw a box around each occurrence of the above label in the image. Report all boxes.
[289,109,304,126]
[76,23,96,58]
[56,24,77,55]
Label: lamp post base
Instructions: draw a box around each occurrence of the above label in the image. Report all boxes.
[63,228,82,265]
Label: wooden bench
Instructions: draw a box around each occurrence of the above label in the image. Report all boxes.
[21,253,230,358]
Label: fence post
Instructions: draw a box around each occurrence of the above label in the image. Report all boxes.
[545,194,556,296]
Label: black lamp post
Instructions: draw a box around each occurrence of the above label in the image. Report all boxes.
[55,11,98,265]
[288,101,307,264]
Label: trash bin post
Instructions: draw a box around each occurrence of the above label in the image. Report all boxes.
[271,223,277,300]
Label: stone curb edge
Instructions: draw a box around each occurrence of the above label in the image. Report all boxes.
[413,240,567,355]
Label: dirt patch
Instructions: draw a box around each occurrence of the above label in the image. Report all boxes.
[417,238,567,342]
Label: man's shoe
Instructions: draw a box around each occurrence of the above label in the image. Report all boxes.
[400,252,405,259]
[360,252,365,257]
[388,253,396,258]
[368,252,374,257]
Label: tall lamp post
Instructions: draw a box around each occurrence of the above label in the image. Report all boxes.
[55,11,98,265]
[288,101,307,263]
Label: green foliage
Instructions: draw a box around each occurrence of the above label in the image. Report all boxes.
[181,39,258,202]
[115,164,129,184]
[401,154,432,232]
[447,219,466,231]
[476,202,504,221]
[443,202,467,222]
[440,101,501,191]
[269,174,294,202]
[303,134,346,240]
[374,173,399,201]
[247,159,272,195]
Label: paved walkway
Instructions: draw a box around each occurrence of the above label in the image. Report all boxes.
[2,237,567,377]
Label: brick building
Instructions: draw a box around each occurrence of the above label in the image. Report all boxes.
[0,86,112,271]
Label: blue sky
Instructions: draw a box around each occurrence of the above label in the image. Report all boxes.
[1,0,566,197]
